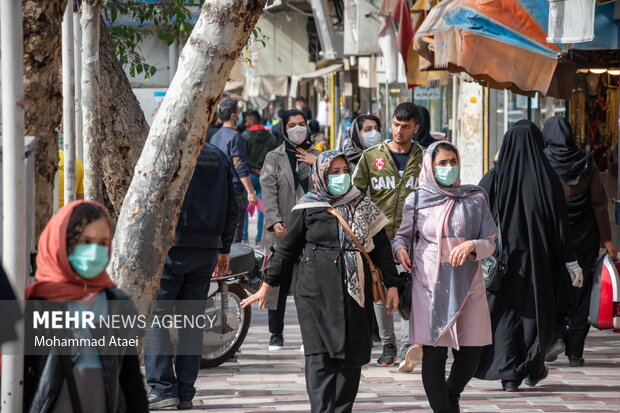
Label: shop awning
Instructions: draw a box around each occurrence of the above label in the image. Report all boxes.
[289,64,343,97]
[414,0,576,99]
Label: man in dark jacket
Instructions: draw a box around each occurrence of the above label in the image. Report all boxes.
[144,142,238,410]
[241,111,278,244]
[211,97,258,242]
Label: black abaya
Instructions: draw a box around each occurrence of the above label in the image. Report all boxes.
[476,125,575,383]
[542,117,601,357]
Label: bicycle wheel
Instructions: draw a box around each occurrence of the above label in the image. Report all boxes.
[201,283,251,368]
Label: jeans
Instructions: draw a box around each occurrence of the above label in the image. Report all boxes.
[233,186,248,243]
[243,173,263,242]
[144,247,218,402]
[373,286,409,351]
[421,345,482,413]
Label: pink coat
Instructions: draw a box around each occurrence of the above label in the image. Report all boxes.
[393,200,496,349]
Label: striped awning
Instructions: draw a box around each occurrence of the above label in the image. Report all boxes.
[413,0,577,98]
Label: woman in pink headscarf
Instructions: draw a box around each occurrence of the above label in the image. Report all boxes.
[392,142,498,413]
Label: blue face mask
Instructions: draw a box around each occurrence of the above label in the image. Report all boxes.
[327,173,351,196]
[68,244,110,279]
[434,166,459,187]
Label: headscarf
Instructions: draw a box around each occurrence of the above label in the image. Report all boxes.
[344,115,382,164]
[403,141,497,344]
[294,150,388,307]
[26,200,116,301]
[413,105,438,148]
[542,116,590,185]
[282,109,312,191]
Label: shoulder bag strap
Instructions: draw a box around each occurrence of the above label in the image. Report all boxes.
[59,355,83,413]
[327,207,377,272]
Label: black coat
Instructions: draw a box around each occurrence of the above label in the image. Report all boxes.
[23,288,148,413]
[264,206,400,368]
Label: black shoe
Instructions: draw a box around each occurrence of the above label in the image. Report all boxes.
[177,400,193,410]
[568,356,585,367]
[501,380,520,392]
[376,343,397,366]
[268,334,284,351]
[148,393,180,409]
[525,365,549,387]
[544,340,566,362]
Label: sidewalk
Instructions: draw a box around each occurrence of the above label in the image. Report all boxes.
[185,298,620,412]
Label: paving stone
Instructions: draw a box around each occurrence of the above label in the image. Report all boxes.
[185,298,620,412]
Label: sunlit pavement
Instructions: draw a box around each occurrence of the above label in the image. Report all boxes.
[180,298,620,412]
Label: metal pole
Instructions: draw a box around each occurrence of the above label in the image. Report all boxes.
[63,0,76,204]
[451,74,458,141]
[0,0,27,409]
[503,89,509,133]
[74,5,83,161]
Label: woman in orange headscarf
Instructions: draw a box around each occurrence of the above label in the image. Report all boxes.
[24,201,148,413]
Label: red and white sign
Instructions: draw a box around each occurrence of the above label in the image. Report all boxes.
[374,157,385,170]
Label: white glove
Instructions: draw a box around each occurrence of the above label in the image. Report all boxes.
[565,261,583,288]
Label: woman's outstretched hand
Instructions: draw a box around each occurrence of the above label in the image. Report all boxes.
[449,241,475,267]
[241,283,272,309]
[386,287,399,316]
[395,248,413,271]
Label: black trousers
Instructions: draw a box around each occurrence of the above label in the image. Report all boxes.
[553,249,597,358]
[268,267,292,336]
[233,186,248,243]
[422,346,482,413]
[305,354,361,413]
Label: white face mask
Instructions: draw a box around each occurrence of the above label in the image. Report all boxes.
[362,130,382,148]
[286,126,308,146]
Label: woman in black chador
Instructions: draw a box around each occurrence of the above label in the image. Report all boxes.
[542,116,618,367]
[475,123,582,392]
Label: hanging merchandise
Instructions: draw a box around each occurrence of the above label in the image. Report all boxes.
[378,15,400,83]
[547,0,596,43]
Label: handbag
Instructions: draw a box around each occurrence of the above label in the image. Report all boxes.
[398,189,418,321]
[481,213,507,291]
[328,207,386,303]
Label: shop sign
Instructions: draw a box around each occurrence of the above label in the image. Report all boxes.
[358,56,376,88]
[414,86,441,100]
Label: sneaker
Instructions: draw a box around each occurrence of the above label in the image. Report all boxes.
[268,334,284,351]
[544,340,565,362]
[148,393,180,409]
[177,400,193,410]
[398,345,423,373]
[525,365,549,387]
[376,343,397,366]
[568,356,585,367]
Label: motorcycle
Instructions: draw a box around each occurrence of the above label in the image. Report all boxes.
[201,243,265,368]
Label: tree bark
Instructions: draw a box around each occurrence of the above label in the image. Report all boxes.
[81,0,104,202]
[111,0,266,308]
[22,0,67,236]
[96,23,149,220]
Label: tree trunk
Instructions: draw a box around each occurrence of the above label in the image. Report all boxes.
[22,0,67,236]
[96,23,149,220]
[81,0,104,202]
[62,0,76,205]
[111,0,266,308]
